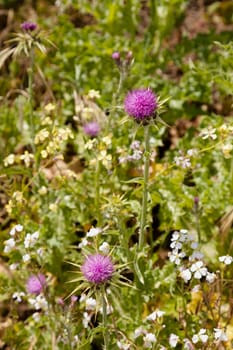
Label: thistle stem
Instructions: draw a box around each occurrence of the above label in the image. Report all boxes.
[101,286,109,350]
[28,47,35,153]
[139,124,150,250]
[95,157,101,225]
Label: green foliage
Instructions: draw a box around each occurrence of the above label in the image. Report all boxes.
[0,0,233,349]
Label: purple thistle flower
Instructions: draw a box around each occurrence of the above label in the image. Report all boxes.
[112,52,120,61]
[81,254,114,285]
[70,295,78,306]
[83,122,100,137]
[26,273,46,294]
[124,88,157,121]
[21,22,37,32]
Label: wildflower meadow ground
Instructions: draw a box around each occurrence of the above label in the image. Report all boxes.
[0,1,233,349]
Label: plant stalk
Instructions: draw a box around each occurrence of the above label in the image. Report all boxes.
[95,157,101,225]
[101,286,109,350]
[28,47,35,153]
[139,124,150,250]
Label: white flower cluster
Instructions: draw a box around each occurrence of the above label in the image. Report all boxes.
[219,255,233,265]
[214,328,228,342]
[78,227,102,248]
[174,149,197,169]
[24,231,39,248]
[35,126,73,159]
[79,293,113,329]
[116,340,130,350]
[118,140,143,164]
[132,310,164,348]
[4,224,24,253]
[200,127,217,140]
[78,227,110,255]
[169,230,216,284]
[192,328,208,344]
[4,224,43,265]
[169,333,179,347]
[28,295,48,310]
[12,291,25,303]
[4,152,34,168]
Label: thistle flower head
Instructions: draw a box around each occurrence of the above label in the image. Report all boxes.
[26,273,46,294]
[81,254,114,285]
[21,22,37,32]
[83,122,100,137]
[112,52,120,60]
[124,88,157,121]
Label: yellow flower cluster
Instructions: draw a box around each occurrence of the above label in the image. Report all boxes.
[35,126,74,159]
[4,151,34,168]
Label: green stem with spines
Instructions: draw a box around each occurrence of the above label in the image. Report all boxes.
[101,286,109,350]
[28,47,35,153]
[95,156,101,226]
[139,124,150,250]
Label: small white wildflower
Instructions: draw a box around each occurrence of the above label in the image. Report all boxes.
[170,240,183,250]
[99,242,110,254]
[174,156,191,168]
[169,250,186,265]
[79,294,87,303]
[10,224,23,236]
[20,151,34,167]
[9,263,19,270]
[37,247,44,257]
[146,310,165,321]
[72,335,79,344]
[133,326,145,339]
[32,312,41,322]
[214,328,228,342]
[102,135,112,146]
[143,333,157,348]
[49,203,58,212]
[131,140,140,150]
[222,143,233,158]
[86,227,101,237]
[12,292,25,303]
[78,238,89,249]
[192,329,208,344]
[85,139,96,150]
[4,154,15,166]
[87,89,100,99]
[189,250,204,261]
[116,341,130,350]
[128,150,143,161]
[119,156,127,164]
[206,272,216,283]
[4,238,16,253]
[24,232,39,249]
[44,102,55,113]
[82,311,91,328]
[38,186,48,195]
[23,253,31,263]
[190,241,199,250]
[190,261,207,279]
[183,338,194,349]
[219,255,233,265]
[169,333,179,347]
[28,295,48,310]
[200,127,217,140]
[191,285,201,292]
[85,297,96,311]
[187,149,198,157]
[180,268,192,283]
[12,191,23,202]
